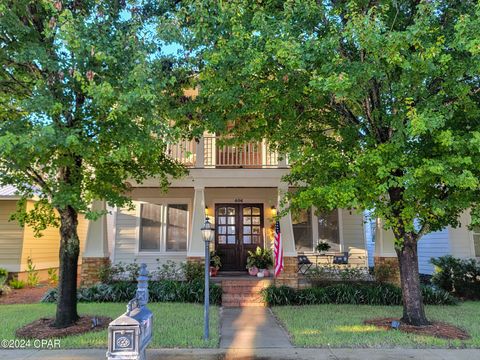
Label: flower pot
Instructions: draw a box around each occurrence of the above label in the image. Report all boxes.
[257,271,265,278]
[248,266,259,276]
[261,269,270,277]
[210,266,219,277]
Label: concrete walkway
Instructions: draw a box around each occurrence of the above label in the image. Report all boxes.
[220,307,293,349]
[1,348,480,360]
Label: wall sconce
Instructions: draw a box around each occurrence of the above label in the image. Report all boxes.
[271,206,277,216]
[205,206,209,217]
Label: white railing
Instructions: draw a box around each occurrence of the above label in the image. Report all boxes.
[166,139,196,166]
[167,136,286,168]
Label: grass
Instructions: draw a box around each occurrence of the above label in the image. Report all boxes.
[0,303,219,348]
[272,302,480,348]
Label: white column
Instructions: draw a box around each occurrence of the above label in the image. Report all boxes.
[83,200,109,258]
[188,186,206,257]
[278,154,288,168]
[277,183,297,256]
[195,136,205,168]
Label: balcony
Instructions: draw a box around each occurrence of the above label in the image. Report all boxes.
[167,136,287,169]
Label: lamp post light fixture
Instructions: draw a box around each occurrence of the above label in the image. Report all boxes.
[201,217,214,341]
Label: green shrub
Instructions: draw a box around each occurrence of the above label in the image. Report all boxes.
[26,257,39,287]
[431,256,480,299]
[181,261,204,282]
[262,283,457,306]
[0,268,8,286]
[41,280,222,305]
[47,268,58,285]
[9,279,26,289]
[153,260,183,280]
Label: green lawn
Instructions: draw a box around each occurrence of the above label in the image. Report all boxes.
[0,303,219,348]
[272,302,480,348]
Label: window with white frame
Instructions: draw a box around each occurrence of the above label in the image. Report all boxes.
[139,202,189,252]
[473,227,480,257]
[166,204,188,251]
[293,208,313,252]
[317,209,340,251]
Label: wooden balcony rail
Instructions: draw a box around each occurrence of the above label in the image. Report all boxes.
[167,137,286,168]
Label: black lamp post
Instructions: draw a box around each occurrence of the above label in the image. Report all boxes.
[201,217,214,340]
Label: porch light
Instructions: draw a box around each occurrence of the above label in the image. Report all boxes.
[201,217,214,243]
[271,206,277,216]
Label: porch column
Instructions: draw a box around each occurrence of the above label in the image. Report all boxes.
[195,136,205,168]
[81,200,110,285]
[188,186,206,261]
[275,183,298,288]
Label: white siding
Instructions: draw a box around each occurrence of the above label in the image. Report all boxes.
[449,211,476,259]
[341,209,367,267]
[0,200,24,272]
[417,228,451,275]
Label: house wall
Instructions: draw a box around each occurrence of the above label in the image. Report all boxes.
[417,228,451,274]
[113,187,195,269]
[0,200,24,272]
[341,210,368,267]
[449,211,476,259]
[19,200,89,274]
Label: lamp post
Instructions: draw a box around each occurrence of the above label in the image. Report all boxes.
[201,217,214,341]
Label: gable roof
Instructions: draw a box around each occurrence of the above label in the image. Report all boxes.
[0,185,20,199]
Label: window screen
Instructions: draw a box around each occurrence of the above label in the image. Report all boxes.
[139,203,162,251]
[317,209,340,251]
[166,204,188,251]
[293,208,313,252]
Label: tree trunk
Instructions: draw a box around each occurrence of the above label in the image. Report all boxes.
[396,232,429,326]
[55,206,80,328]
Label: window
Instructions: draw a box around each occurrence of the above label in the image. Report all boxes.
[139,202,189,252]
[166,204,188,251]
[293,208,313,252]
[317,209,340,251]
[473,227,480,257]
[139,203,162,251]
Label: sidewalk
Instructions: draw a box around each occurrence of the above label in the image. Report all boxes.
[1,348,480,360]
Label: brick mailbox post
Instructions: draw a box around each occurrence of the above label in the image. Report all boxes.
[107,264,152,360]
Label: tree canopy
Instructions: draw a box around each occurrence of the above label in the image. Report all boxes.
[162,0,480,325]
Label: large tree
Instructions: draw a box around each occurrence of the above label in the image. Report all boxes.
[162,0,480,325]
[0,1,187,327]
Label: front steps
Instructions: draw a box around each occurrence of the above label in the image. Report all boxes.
[219,278,273,307]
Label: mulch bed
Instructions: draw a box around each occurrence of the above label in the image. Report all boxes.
[16,316,111,339]
[365,317,470,340]
[0,284,50,304]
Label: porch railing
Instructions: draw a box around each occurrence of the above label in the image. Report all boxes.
[166,136,286,168]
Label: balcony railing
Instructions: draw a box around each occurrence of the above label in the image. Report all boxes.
[167,137,286,168]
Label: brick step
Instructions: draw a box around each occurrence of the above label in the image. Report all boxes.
[222,293,264,302]
[223,301,266,308]
[221,285,270,293]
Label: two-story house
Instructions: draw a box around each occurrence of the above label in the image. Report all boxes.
[80,136,368,287]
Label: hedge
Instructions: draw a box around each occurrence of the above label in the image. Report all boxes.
[262,283,457,306]
[41,279,222,305]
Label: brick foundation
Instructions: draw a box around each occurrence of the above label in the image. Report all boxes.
[274,256,299,288]
[374,256,400,285]
[80,257,110,286]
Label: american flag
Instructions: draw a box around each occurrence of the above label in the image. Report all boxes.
[274,220,284,277]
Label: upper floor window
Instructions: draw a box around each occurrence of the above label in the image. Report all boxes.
[139,202,189,252]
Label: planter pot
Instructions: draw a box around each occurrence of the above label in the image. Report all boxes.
[210,266,219,277]
[248,266,259,276]
[257,271,265,278]
[261,269,270,277]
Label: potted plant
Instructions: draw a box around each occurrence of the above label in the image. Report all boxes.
[247,247,273,277]
[209,251,221,277]
[259,248,274,277]
[316,241,331,254]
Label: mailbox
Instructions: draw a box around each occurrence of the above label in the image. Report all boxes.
[107,264,153,360]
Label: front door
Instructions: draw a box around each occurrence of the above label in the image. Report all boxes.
[215,204,264,271]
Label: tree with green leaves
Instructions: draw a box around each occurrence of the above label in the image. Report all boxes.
[0,1,187,328]
[162,0,480,325]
